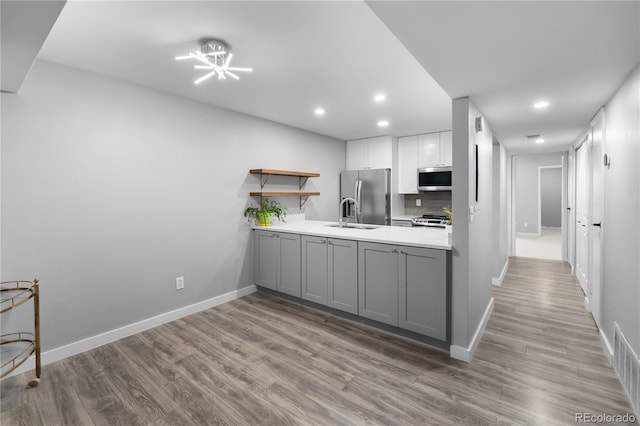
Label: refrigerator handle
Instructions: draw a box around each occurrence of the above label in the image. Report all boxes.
[356,180,362,222]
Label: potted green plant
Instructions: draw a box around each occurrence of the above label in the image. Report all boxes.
[443,206,453,225]
[244,199,287,227]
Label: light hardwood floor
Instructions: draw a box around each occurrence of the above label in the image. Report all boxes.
[1,257,634,425]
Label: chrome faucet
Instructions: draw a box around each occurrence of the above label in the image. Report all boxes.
[339,197,358,228]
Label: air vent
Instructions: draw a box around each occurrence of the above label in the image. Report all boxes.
[614,322,640,417]
[526,134,541,140]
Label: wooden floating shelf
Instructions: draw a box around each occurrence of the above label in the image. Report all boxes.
[250,192,320,197]
[250,169,320,178]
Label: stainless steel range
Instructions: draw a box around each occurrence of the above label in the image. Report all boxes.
[410,214,449,228]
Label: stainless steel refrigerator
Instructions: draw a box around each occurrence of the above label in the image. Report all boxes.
[340,168,391,225]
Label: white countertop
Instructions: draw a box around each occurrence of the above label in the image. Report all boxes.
[252,219,451,250]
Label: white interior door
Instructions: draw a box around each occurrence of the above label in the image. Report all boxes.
[575,139,590,297]
[589,113,604,328]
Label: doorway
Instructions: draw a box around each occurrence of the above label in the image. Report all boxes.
[512,154,567,261]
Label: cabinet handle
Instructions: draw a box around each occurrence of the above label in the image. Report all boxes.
[391,249,398,253]
[328,241,333,245]
[399,250,406,254]
[321,240,327,244]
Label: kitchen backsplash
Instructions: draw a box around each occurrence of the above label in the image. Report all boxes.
[404,192,452,216]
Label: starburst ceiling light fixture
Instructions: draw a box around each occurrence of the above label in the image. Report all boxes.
[175,39,253,84]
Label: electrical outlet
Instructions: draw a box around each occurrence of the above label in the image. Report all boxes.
[416,199,421,207]
[176,276,184,290]
[524,222,528,228]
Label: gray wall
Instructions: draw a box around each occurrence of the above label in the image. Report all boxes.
[602,64,639,354]
[1,60,345,351]
[540,167,562,227]
[513,153,564,234]
[451,97,493,351]
[492,141,508,280]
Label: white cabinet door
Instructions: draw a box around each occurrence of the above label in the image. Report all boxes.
[440,131,452,167]
[418,133,440,168]
[346,139,367,170]
[397,135,418,194]
[366,136,392,169]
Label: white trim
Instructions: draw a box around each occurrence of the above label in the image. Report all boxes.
[600,328,613,365]
[584,296,591,312]
[450,297,494,362]
[5,285,257,378]
[492,258,509,286]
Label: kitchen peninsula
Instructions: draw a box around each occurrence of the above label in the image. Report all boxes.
[252,219,451,350]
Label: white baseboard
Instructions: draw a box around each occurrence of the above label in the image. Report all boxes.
[600,328,614,365]
[492,258,509,286]
[516,231,539,236]
[450,297,494,362]
[584,296,591,312]
[5,284,257,379]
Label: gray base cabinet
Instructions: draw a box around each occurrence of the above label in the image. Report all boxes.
[327,238,358,314]
[358,242,399,326]
[359,241,448,339]
[302,235,328,304]
[398,246,447,340]
[302,236,358,315]
[254,230,301,297]
[256,231,449,342]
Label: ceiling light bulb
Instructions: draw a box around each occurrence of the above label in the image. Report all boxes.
[536,138,545,144]
[534,101,549,109]
[374,94,386,102]
[315,108,325,116]
[377,120,389,127]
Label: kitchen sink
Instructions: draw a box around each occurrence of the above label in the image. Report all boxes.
[325,223,380,230]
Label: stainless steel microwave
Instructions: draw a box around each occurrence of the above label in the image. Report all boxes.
[417,166,452,191]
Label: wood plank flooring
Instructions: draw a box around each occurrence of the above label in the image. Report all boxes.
[1,257,634,425]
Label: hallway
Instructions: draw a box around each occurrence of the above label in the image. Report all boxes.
[476,256,633,423]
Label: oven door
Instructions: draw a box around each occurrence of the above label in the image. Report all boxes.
[417,167,452,191]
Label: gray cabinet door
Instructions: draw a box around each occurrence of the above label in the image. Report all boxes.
[327,238,358,314]
[358,241,398,326]
[277,233,301,297]
[254,230,278,290]
[398,246,447,340]
[302,235,328,304]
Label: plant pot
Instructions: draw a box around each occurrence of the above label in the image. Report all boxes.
[257,212,272,227]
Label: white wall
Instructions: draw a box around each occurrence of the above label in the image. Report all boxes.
[451,97,494,358]
[513,153,564,234]
[601,64,640,354]
[1,60,345,352]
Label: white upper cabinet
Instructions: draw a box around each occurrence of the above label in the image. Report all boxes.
[418,131,452,168]
[397,135,419,194]
[346,136,392,170]
[418,133,441,168]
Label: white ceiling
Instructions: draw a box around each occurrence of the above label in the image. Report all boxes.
[367,1,640,153]
[37,1,452,142]
[10,1,640,153]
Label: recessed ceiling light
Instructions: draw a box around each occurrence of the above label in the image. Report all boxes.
[536,138,545,144]
[377,120,389,127]
[534,101,549,109]
[374,94,386,103]
[314,108,325,116]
